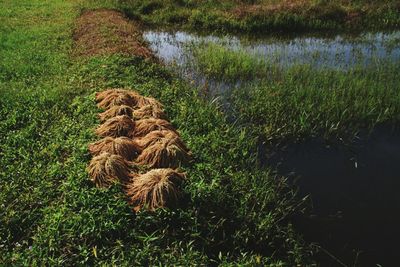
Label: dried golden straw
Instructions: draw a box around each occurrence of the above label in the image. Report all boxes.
[95,88,140,102]
[136,96,164,110]
[98,105,135,122]
[134,118,177,137]
[136,130,181,149]
[95,115,135,138]
[87,152,131,188]
[88,136,141,160]
[125,168,186,211]
[97,93,136,110]
[136,136,191,168]
[96,89,163,110]
[133,104,166,120]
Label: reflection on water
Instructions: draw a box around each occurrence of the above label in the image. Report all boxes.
[261,128,400,267]
[144,30,400,95]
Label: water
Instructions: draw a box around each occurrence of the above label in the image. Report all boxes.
[261,128,400,266]
[144,30,400,95]
[143,30,400,266]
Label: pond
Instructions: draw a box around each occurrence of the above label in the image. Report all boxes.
[144,30,400,95]
[261,127,400,267]
[143,30,400,266]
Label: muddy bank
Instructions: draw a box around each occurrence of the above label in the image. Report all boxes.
[73,9,153,58]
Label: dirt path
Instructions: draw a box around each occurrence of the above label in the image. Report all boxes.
[73,9,153,58]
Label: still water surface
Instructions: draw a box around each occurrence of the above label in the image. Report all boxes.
[144,30,400,95]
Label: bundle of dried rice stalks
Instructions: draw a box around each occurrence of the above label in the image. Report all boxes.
[136,96,164,110]
[98,105,135,122]
[95,88,142,102]
[133,104,166,120]
[134,118,177,137]
[136,136,191,168]
[125,168,186,211]
[87,152,131,188]
[96,88,163,110]
[135,130,183,150]
[88,136,141,160]
[95,115,135,138]
[97,93,136,110]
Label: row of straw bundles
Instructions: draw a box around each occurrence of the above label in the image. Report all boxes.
[87,88,191,211]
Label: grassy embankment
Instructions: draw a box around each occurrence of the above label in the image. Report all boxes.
[0,0,312,265]
[190,43,400,145]
[109,0,400,33]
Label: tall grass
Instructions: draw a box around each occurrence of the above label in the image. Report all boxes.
[92,0,400,33]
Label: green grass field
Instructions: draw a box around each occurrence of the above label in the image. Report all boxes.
[0,0,312,265]
[111,0,400,33]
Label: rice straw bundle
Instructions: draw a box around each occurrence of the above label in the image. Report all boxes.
[136,130,181,149]
[88,136,141,160]
[98,105,135,122]
[125,168,186,211]
[136,96,164,110]
[87,152,131,188]
[97,93,136,110]
[96,88,142,102]
[136,137,191,168]
[133,104,166,120]
[95,88,129,103]
[95,115,135,138]
[134,118,177,137]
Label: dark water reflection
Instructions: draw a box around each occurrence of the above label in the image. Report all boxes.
[262,128,400,267]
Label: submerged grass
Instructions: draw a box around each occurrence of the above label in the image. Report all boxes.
[191,42,273,81]
[0,1,311,265]
[85,0,400,33]
[188,42,400,144]
[230,62,400,144]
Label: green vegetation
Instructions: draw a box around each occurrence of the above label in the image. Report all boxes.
[189,43,400,143]
[104,0,400,33]
[231,63,400,144]
[191,43,274,80]
[0,0,312,265]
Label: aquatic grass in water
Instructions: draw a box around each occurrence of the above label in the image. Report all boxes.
[144,30,400,95]
[190,42,275,81]
[144,31,400,70]
[230,62,400,144]
[145,31,400,143]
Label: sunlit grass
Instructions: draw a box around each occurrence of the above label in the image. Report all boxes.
[0,0,311,265]
[90,0,400,33]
